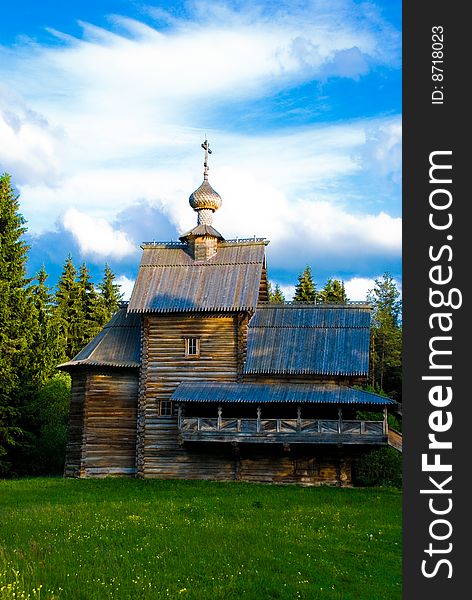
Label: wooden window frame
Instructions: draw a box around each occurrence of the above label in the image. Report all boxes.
[183,336,201,359]
[159,400,173,417]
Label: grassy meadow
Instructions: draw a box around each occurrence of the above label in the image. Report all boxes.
[0,478,401,599]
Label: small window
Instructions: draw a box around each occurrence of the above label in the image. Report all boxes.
[160,400,173,416]
[184,337,200,358]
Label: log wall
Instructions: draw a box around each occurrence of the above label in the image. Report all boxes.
[64,372,87,477]
[138,313,240,477]
[142,426,359,486]
[137,313,364,485]
[243,375,367,386]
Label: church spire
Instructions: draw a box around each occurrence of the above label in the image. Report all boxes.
[188,139,222,226]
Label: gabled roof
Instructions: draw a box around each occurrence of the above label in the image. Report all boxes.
[58,307,141,370]
[244,304,371,376]
[127,239,268,313]
[171,382,393,405]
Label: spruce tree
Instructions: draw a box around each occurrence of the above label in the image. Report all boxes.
[98,263,123,322]
[318,278,348,304]
[367,273,402,401]
[0,174,32,470]
[293,266,317,302]
[17,266,70,475]
[55,256,81,360]
[77,263,105,348]
[29,266,62,384]
[269,283,286,303]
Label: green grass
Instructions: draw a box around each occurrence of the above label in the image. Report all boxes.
[0,478,401,600]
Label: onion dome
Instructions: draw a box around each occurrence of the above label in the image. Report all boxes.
[188,139,222,226]
[189,180,222,212]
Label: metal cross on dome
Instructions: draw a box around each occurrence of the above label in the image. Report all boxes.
[201,139,212,180]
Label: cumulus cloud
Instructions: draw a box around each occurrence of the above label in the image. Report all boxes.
[18,116,400,277]
[276,283,296,301]
[62,207,137,259]
[267,276,402,303]
[344,277,376,301]
[269,276,401,303]
[116,275,135,301]
[0,88,64,185]
[344,275,402,301]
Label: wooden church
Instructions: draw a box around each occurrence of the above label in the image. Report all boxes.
[60,141,395,485]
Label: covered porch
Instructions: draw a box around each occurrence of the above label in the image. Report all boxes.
[171,382,394,446]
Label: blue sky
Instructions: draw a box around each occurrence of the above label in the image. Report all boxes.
[0,0,401,300]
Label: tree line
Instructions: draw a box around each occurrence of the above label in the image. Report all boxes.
[268,265,348,304]
[1,173,402,476]
[268,265,402,403]
[1,174,122,476]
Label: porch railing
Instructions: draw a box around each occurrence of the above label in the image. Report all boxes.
[180,417,385,436]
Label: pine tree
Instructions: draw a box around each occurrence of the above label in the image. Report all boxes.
[367,273,402,401]
[293,266,317,302]
[269,283,286,303]
[98,263,123,322]
[318,278,348,304]
[0,174,32,470]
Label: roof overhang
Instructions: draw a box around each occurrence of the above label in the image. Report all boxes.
[171,382,394,405]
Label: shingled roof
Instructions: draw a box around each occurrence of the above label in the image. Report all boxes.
[127,239,268,313]
[58,307,141,369]
[244,304,371,376]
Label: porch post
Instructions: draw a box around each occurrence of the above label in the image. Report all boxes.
[338,407,342,434]
[257,406,261,433]
[177,403,182,429]
[218,405,222,431]
[383,406,388,434]
[297,406,301,432]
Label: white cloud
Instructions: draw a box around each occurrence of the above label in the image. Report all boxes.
[62,207,137,259]
[344,277,376,301]
[16,118,400,273]
[358,120,402,185]
[0,88,64,185]
[33,1,396,112]
[0,1,401,282]
[1,1,399,174]
[116,275,135,301]
[344,276,402,301]
[277,284,296,301]
[270,276,400,303]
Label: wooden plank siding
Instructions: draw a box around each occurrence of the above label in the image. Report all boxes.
[65,370,139,477]
[82,372,138,476]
